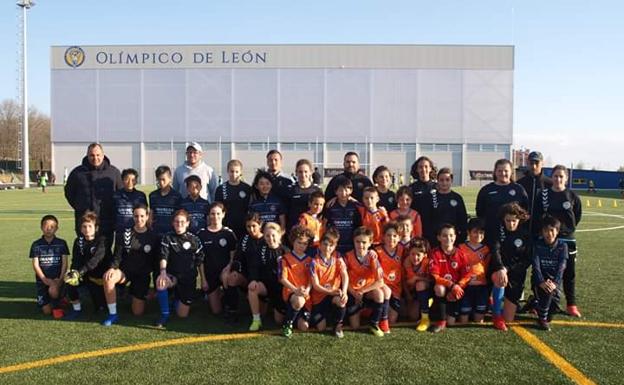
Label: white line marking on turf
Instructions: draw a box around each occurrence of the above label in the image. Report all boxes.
[577,211,624,232]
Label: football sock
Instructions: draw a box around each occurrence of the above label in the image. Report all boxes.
[417,290,430,313]
[252,313,261,321]
[107,303,117,315]
[334,305,347,325]
[223,287,238,311]
[370,301,383,324]
[157,289,170,317]
[381,299,390,320]
[72,303,82,312]
[492,286,505,316]
[285,302,299,325]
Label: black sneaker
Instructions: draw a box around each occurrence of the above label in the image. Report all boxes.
[537,319,551,331]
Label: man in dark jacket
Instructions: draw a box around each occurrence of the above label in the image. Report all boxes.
[64,143,123,241]
[517,151,553,234]
[324,152,373,202]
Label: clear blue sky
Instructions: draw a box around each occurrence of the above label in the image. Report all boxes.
[1,0,622,170]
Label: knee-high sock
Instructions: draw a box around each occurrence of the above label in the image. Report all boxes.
[492,286,505,316]
[157,289,170,318]
[431,296,447,322]
[284,301,300,325]
[380,299,390,320]
[416,290,430,313]
[370,301,383,325]
[333,305,346,325]
[223,287,239,311]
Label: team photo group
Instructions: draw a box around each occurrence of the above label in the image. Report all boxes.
[30,141,582,338]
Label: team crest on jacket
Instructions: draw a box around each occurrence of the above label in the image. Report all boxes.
[388,272,396,281]
[144,244,152,253]
[182,241,191,250]
[509,189,516,196]
[219,238,227,247]
[450,199,458,207]
[514,238,523,248]
[90,246,96,254]
[357,182,364,189]
[451,261,458,269]
[563,201,571,209]
[444,274,453,281]
[239,191,247,199]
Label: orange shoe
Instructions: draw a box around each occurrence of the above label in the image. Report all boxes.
[492,315,508,331]
[379,319,391,334]
[52,308,65,319]
[567,305,582,318]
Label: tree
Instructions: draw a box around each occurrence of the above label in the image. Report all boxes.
[0,99,51,172]
[618,165,624,172]
[575,161,585,170]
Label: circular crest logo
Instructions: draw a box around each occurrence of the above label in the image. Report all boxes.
[182,241,191,250]
[219,238,227,247]
[509,189,517,196]
[451,261,458,269]
[514,238,523,248]
[64,46,85,68]
[388,272,396,281]
[239,191,247,199]
[443,274,453,281]
[144,244,152,253]
[90,246,96,254]
[270,205,277,212]
[357,183,364,189]
[563,201,572,210]
[357,278,366,287]
[450,199,458,207]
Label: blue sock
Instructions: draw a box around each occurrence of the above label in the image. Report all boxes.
[492,287,505,316]
[157,289,170,318]
[381,299,390,321]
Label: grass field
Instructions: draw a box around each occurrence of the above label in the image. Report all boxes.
[1,186,623,384]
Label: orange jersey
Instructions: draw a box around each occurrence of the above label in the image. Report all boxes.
[428,247,471,288]
[389,208,423,238]
[344,249,383,292]
[357,206,389,245]
[375,245,404,298]
[279,251,312,302]
[299,212,323,247]
[403,254,430,285]
[459,242,490,286]
[309,250,346,305]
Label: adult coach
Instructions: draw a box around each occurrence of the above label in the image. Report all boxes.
[325,152,373,202]
[172,142,218,202]
[64,143,123,240]
[517,151,552,234]
[265,149,294,202]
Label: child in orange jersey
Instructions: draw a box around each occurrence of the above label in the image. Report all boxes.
[428,224,472,333]
[458,218,490,324]
[375,222,403,333]
[309,228,349,338]
[403,238,432,330]
[279,225,314,338]
[389,186,423,238]
[357,187,389,245]
[298,190,325,248]
[344,227,386,337]
[396,214,414,250]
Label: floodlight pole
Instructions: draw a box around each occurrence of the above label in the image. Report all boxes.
[18,0,33,188]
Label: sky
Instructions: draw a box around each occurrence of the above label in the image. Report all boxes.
[1,0,622,170]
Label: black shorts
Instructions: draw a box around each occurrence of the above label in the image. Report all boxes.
[505,268,528,305]
[172,274,197,306]
[35,280,52,307]
[122,270,151,300]
[346,294,376,317]
[259,279,285,314]
[459,285,489,315]
[230,259,248,279]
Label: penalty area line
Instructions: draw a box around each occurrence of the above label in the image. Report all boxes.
[0,332,264,375]
[511,326,597,385]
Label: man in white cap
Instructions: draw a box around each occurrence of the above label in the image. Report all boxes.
[172,142,218,202]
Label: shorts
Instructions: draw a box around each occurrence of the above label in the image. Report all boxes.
[459,285,489,315]
[204,261,229,294]
[310,295,343,326]
[230,259,248,279]
[389,296,401,312]
[346,294,376,317]
[504,268,527,305]
[35,280,52,307]
[172,274,197,306]
[122,270,151,300]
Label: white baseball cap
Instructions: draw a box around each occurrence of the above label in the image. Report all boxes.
[186,142,203,152]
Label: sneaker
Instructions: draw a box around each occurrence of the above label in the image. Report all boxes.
[334,324,344,339]
[52,308,65,319]
[537,319,551,331]
[379,319,391,334]
[416,313,430,332]
[429,321,446,333]
[282,323,293,338]
[248,318,262,332]
[154,316,168,329]
[567,305,582,318]
[492,315,508,332]
[369,324,384,337]
[63,309,82,321]
[102,313,119,327]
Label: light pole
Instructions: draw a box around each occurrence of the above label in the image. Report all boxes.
[17,0,34,188]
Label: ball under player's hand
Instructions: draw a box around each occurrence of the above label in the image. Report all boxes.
[64,270,80,286]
